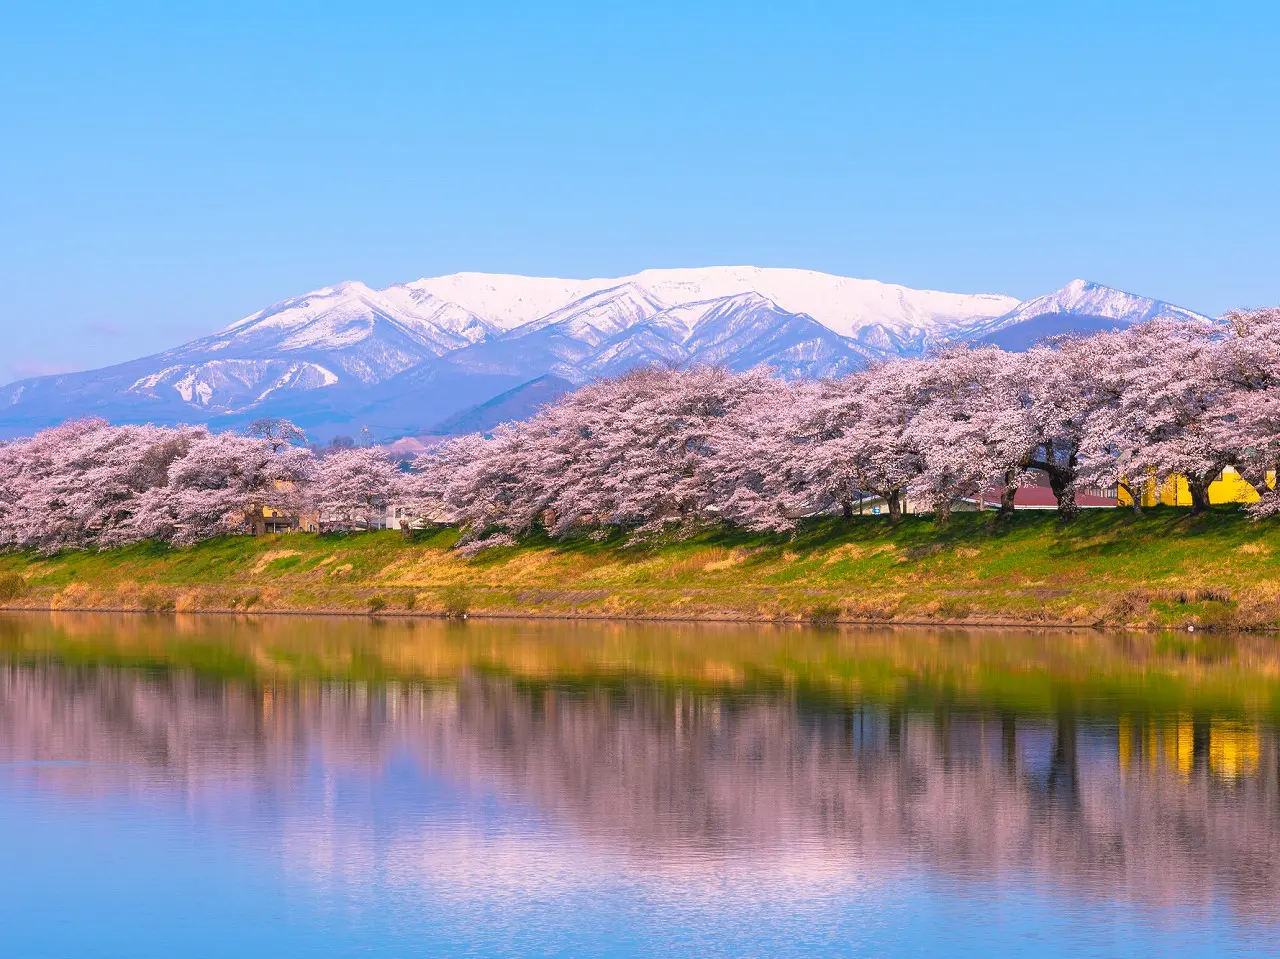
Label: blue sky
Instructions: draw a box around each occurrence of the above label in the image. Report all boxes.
[2,1,1278,383]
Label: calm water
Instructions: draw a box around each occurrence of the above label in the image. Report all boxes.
[1,613,1278,958]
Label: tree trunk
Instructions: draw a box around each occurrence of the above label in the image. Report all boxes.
[934,499,951,527]
[1117,480,1141,513]
[998,468,1018,519]
[1189,478,1212,515]
[887,490,903,522]
[1256,461,1278,496]
[1048,469,1078,521]
[841,497,853,520]
[249,501,267,536]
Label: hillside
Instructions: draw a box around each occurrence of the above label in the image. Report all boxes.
[2,509,1279,630]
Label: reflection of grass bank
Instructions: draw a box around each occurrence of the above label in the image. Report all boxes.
[3,613,1280,720]
[2,508,1280,629]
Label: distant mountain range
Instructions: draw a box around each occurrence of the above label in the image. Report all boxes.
[0,268,1212,440]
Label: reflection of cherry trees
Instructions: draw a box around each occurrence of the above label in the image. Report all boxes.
[0,663,1276,918]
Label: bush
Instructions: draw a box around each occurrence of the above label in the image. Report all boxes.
[440,585,471,618]
[367,595,388,615]
[0,573,28,603]
[1195,587,1233,604]
[809,604,841,626]
[139,588,175,613]
[1099,587,1151,626]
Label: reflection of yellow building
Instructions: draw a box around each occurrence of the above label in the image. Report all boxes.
[1118,714,1260,783]
[1119,714,1194,780]
[1162,715,1194,779]
[1210,720,1260,782]
[1117,466,1273,508]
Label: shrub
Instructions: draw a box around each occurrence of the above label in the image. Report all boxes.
[935,598,972,620]
[440,585,472,618]
[0,573,28,603]
[1100,587,1151,626]
[139,588,175,613]
[1194,587,1233,604]
[809,604,841,626]
[367,595,388,615]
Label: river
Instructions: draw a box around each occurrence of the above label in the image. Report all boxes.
[1,612,1277,957]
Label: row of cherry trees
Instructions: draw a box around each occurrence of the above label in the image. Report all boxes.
[0,419,402,552]
[2,310,1279,554]
[416,310,1280,549]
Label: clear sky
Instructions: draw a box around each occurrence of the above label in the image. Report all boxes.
[2,1,1278,383]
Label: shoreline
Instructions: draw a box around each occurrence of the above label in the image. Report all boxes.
[0,601,1096,630]
[3,511,1280,633]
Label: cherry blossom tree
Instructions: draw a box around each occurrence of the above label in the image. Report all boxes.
[7,313,1280,553]
[1215,307,1280,515]
[793,362,931,523]
[0,419,201,552]
[557,367,777,539]
[1076,320,1235,514]
[161,432,314,543]
[411,423,554,548]
[245,417,308,452]
[413,367,780,546]
[703,377,815,531]
[906,346,1043,521]
[311,446,403,531]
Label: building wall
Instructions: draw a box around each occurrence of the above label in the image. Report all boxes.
[1117,466,1272,508]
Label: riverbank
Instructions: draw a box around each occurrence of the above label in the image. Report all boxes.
[2,509,1280,630]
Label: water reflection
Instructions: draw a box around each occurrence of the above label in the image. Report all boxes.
[1,612,1279,952]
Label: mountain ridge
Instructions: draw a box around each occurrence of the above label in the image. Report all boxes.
[0,269,1212,439]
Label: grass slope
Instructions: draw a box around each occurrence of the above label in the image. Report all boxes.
[3,508,1280,629]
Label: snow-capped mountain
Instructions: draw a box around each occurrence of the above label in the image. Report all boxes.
[410,267,1018,341]
[151,279,497,400]
[956,279,1213,350]
[0,269,1210,439]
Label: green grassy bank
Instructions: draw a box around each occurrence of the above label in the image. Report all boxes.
[2,508,1280,630]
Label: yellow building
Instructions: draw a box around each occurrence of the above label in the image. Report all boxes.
[1117,466,1272,508]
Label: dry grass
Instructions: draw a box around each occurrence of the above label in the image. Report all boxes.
[2,508,1280,629]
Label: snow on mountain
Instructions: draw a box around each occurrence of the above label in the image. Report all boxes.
[106,281,505,413]
[681,293,882,376]
[411,267,1017,341]
[129,360,340,408]
[575,293,883,380]
[0,269,1211,440]
[507,283,667,345]
[956,279,1214,350]
[628,267,1018,340]
[405,274,607,331]
[216,280,495,356]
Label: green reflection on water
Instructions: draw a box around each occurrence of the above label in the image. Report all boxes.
[2,611,1279,720]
